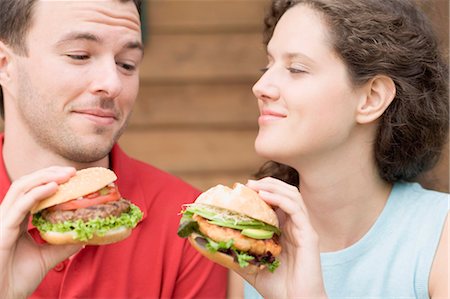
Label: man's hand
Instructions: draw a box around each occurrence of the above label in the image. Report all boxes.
[0,166,82,299]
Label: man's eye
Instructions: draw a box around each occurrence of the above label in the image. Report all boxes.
[67,54,89,60]
[117,62,136,72]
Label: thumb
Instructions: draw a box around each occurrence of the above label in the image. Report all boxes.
[233,267,257,287]
[40,244,83,270]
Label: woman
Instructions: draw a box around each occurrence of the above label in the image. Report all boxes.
[233,0,449,298]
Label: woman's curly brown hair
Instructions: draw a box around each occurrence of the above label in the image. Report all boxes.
[256,0,449,186]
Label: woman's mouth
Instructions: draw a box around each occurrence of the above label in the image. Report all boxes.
[258,109,287,125]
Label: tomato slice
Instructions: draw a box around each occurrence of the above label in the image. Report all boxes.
[48,185,121,212]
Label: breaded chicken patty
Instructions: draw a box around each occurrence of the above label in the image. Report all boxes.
[193,214,281,257]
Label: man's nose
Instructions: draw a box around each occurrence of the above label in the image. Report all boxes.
[90,58,123,99]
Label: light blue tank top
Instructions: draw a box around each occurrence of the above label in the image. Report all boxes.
[245,182,449,299]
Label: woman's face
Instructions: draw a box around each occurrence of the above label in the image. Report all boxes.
[253,4,364,166]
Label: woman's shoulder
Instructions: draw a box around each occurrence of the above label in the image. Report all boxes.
[392,181,449,209]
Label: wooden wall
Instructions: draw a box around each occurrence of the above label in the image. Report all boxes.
[0,0,447,192]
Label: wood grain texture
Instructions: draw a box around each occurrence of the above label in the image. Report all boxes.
[140,33,266,82]
[147,0,270,33]
[131,83,259,127]
[118,129,264,174]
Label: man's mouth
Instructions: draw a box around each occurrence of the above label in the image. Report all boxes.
[72,108,118,125]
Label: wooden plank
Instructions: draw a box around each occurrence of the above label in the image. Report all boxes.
[140,33,266,82]
[118,129,264,173]
[418,0,449,50]
[131,83,259,127]
[147,0,270,33]
[180,171,260,192]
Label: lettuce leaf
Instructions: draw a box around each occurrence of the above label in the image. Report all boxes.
[265,259,280,273]
[205,238,234,253]
[177,211,199,238]
[232,249,255,268]
[32,204,143,242]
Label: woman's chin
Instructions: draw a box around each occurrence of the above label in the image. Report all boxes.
[255,140,280,161]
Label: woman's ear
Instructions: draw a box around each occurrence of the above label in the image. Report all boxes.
[356,75,396,124]
[0,41,13,85]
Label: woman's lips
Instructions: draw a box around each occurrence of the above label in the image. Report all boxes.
[258,109,287,125]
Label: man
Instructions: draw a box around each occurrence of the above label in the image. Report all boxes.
[0,0,227,298]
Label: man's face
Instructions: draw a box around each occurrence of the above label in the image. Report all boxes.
[12,0,143,162]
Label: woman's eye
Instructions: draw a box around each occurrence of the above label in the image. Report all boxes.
[287,67,306,74]
[259,67,269,73]
[67,54,89,60]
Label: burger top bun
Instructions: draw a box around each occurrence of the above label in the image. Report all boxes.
[31,167,117,214]
[188,233,263,274]
[195,183,279,228]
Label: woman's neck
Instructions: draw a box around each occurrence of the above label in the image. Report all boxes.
[301,174,392,252]
[290,142,392,252]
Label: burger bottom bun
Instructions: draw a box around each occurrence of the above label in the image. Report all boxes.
[188,233,264,275]
[40,226,132,245]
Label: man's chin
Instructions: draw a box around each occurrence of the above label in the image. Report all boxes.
[58,137,116,163]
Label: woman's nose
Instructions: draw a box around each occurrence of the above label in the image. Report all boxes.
[252,70,280,102]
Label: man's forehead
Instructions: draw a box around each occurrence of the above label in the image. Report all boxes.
[31,0,141,40]
[33,0,140,29]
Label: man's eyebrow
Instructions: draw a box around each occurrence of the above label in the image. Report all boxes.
[124,41,144,54]
[55,32,144,54]
[56,32,100,45]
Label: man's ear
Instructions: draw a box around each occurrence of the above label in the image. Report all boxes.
[356,75,396,124]
[0,41,12,84]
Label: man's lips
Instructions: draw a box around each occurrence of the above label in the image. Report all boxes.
[72,109,118,125]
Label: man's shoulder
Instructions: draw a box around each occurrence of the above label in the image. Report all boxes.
[124,156,195,191]
[111,145,200,204]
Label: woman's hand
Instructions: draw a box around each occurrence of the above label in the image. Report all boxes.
[0,166,82,299]
[238,177,327,299]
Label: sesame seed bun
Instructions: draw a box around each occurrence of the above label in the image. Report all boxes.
[31,167,117,214]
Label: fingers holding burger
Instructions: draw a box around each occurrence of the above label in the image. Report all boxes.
[178,183,282,274]
[31,167,143,245]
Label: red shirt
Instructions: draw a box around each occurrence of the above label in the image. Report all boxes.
[0,134,227,298]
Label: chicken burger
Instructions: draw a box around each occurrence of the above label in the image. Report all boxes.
[178,183,282,273]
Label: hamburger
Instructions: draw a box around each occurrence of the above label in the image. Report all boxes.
[177,183,282,273]
[31,167,143,245]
